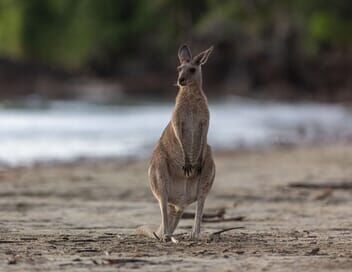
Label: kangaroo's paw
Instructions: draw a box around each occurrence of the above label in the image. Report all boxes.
[182,164,192,176]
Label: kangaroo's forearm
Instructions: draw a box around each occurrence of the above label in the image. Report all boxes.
[172,120,188,161]
[195,122,208,163]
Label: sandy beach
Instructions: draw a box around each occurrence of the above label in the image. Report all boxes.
[1,143,352,271]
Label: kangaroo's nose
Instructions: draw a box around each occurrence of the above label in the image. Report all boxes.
[179,77,186,85]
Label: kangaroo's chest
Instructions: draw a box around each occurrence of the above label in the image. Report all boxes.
[181,100,208,129]
[183,103,208,135]
[183,106,203,130]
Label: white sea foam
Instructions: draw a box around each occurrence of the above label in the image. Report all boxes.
[0,99,351,166]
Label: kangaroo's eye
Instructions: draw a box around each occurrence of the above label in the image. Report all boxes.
[189,67,196,74]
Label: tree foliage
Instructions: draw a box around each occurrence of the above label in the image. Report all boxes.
[0,0,351,70]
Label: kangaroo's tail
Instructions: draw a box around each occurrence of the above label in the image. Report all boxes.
[136,224,161,240]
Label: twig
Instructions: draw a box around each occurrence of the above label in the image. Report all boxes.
[152,232,160,240]
[203,216,245,223]
[211,227,244,236]
[209,227,244,241]
[289,181,352,190]
[182,208,226,219]
[103,258,154,265]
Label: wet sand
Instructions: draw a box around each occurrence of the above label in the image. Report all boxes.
[1,144,352,271]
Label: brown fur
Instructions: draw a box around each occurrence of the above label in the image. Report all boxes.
[137,45,215,241]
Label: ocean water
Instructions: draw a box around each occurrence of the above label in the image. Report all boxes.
[1,99,352,166]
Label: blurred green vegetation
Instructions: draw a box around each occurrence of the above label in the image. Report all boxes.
[0,0,351,101]
[0,0,351,69]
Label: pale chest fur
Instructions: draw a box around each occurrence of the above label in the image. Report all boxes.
[175,98,208,125]
[172,89,209,165]
[173,88,209,126]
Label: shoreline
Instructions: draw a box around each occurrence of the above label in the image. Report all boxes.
[2,100,352,169]
[1,140,351,171]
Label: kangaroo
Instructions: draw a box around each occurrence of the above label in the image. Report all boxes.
[137,45,215,241]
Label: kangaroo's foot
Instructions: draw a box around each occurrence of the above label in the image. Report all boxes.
[189,230,200,241]
[159,233,172,242]
[136,225,173,242]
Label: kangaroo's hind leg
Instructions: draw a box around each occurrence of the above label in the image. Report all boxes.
[149,157,172,241]
[148,204,183,241]
[168,204,184,235]
[191,152,215,240]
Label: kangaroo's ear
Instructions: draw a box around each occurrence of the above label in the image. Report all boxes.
[192,46,214,66]
[178,44,192,64]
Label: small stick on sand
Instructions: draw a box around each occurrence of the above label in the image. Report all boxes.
[211,227,244,236]
[203,216,245,223]
[152,232,160,240]
[209,227,244,241]
[182,208,226,219]
[289,181,352,190]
